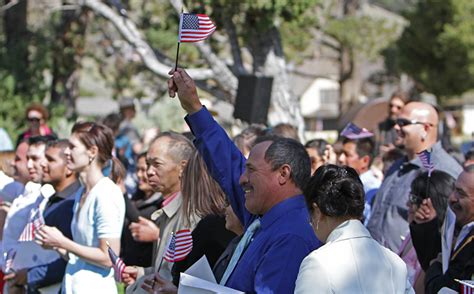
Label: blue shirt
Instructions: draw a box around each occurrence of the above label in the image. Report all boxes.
[186,107,321,293]
[27,181,82,291]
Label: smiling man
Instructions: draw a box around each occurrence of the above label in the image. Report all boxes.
[425,166,474,293]
[367,102,462,252]
[167,68,320,293]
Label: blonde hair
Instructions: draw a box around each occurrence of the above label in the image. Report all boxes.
[181,150,226,226]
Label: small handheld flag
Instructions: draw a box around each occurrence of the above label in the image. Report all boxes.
[106,242,126,282]
[416,149,434,177]
[178,13,216,43]
[340,123,374,140]
[174,13,216,70]
[18,209,44,242]
[164,229,193,263]
[4,249,16,274]
[455,279,474,294]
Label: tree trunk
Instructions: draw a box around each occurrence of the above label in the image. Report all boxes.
[338,0,362,116]
[4,0,28,93]
[248,26,304,131]
[51,6,89,118]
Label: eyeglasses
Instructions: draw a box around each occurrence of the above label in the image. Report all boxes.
[27,117,41,123]
[409,193,423,205]
[395,118,434,128]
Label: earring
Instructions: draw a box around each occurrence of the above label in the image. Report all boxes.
[89,157,94,164]
[316,219,319,231]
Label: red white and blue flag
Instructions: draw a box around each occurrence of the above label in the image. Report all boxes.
[164,229,193,262]
[107,244,126,282]
[178,13,216,43]
[4,249,16,274]
[456,279,474,294]
[340,122,374,140]
[18,209,44,242]
[417,149,434,177]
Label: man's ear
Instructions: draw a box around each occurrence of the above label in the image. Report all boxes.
[178,160,188,179]
[361,155,370,166]
[278,164,292,185]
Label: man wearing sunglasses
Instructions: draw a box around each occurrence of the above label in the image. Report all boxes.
[377,91,408,155]
[367,101,462,253]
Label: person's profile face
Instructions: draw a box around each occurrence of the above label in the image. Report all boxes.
[146,137,182,196]
[388,97,405,120]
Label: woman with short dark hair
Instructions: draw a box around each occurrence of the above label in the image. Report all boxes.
[295,165,414,293]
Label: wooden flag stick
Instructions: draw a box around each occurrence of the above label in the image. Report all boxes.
[175,9,184,71]
[174,42,181,71]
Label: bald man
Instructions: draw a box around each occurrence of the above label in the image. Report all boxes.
[367,102,462,252]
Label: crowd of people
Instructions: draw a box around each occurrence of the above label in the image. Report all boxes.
[0,69,472,294]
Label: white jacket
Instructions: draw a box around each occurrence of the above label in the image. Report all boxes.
[295,220,414,294]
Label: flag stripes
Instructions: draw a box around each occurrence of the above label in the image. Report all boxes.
[107,245,126,282]
[179,13,216,43]
[164,229,193,262]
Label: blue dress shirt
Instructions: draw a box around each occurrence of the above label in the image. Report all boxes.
[186,107,321,293]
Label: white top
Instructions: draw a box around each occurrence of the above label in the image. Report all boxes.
[2,183,58,270]
[63,177,125,294]
[0,171,24,203]
[295,220,414,294]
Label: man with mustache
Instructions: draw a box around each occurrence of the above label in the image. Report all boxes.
[165,68,320,293]
[424,166,474,293]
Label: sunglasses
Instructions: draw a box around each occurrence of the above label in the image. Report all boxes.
[395,118,433,128]
[27,117,41,123]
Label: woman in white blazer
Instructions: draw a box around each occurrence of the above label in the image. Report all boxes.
[295,165,414,294]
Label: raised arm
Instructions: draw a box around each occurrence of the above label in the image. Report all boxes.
[168,68,252,226]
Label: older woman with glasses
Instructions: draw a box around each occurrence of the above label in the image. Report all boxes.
[295,165,413,293]
[16,103,56,147]
[36,122,125,293]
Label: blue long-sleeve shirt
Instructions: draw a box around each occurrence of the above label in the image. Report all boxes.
[27,181,82,292]
[186,107,321,293]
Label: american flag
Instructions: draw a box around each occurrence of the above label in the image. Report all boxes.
[18,208,44,242]
[107,244,126,282]
[417,149,434,177]
[163,229,193,262]
[456,279,474,294]
[340,123,374,140]
[178,13,216,43]
[4,249,16,274]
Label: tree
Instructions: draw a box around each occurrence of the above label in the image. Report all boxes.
[82,0,321,129]
[320,0,401,115]
[396,0,474,99]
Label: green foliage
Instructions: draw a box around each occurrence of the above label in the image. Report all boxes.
[325,15,400,60]
[0,71,30,141]
[0,9,68,141]
[396,0,474,97]
[190,0,320,63]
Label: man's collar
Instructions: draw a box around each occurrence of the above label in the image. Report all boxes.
[55,181,81,199]
[151,192,182,221]
[259,194,308,229]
